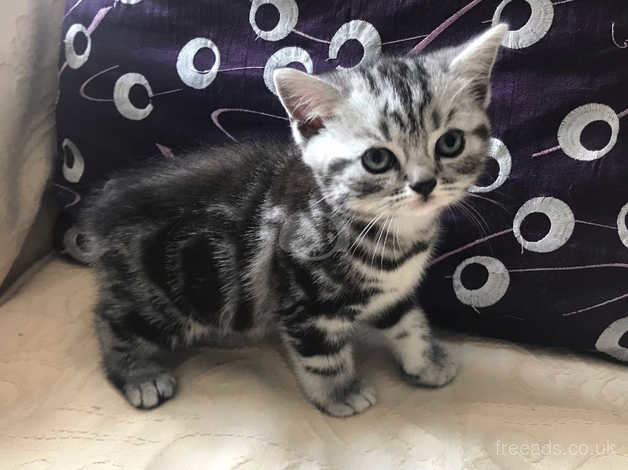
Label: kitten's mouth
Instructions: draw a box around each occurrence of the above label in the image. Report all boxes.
[400,194,445,215]
[410,194,434,207]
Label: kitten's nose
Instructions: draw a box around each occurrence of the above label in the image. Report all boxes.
[410,178,437,198]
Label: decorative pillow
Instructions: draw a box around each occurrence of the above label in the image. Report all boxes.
[54,0,628,361]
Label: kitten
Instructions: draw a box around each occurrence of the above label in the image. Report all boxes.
[82,25,506,416]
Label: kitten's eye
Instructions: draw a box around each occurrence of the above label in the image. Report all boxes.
[435,129,465,158]
[361,147,397,174]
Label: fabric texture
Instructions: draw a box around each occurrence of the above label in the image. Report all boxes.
[2,257,628,470]
[54,0,628,360]
[0,0,65,289]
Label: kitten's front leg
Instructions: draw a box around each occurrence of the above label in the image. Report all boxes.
[281,310,376,417]
[371,299,457,387]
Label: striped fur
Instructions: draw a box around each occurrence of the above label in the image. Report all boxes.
[83,26,506,416]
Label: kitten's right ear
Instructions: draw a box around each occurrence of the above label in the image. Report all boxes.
[449,24,507,108]
[273,68,341,137]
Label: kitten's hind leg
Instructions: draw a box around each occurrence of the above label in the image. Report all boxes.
[95,302,177,409]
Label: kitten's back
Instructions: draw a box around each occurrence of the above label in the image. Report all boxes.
[81,141,297,246]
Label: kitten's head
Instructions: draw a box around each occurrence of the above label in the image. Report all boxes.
[274,25,506,221]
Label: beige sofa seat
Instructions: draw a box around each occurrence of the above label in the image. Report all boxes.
[1,257,627,469]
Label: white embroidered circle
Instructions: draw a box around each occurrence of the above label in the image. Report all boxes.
[618,202,628,249]
[595,317,628,362]
[113,73,154,121]
[329,20,382,70]
[513,197,575,253]
[492,0,554,49]
[64,24,91,70]
[557,103,620,161]
[176,38,221,90]
[263,47,313,94]
[249,0,298,42]
[62,138,85,183]
[63,226,95,264]
[470,138,512,193]
[453,256,510,308]
[121,0,143,4]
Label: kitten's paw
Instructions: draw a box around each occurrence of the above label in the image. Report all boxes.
[402,343,457,388]
[123,372,177,409]
[317,381,377,417]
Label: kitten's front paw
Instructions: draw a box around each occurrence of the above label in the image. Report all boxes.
[402,343,457,388]
[123,372,177,409]
[316,381,377,417]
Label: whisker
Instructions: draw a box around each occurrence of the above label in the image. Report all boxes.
[371,216,388,267]
[460,200,490,235]
[349,212,385,254]
[467,193,509,213]
[453,201,487,238]
[380,216,394,269]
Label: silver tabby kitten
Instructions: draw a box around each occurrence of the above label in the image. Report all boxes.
[83,25,506,417]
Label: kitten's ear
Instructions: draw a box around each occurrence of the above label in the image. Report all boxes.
[273,68,341,137]
[450,24,507,107]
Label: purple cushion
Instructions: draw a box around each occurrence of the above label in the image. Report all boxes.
[55,0,628,361]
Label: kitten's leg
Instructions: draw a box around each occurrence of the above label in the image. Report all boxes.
[281,312,376,417]
[95,300,177,409]
[371,300,457,387]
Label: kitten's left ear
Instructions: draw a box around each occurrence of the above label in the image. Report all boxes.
[450,24,507,108]
[273,68,341,138]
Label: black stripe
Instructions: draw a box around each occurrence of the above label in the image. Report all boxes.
[349,239,430,271]
[407,109,420,134]
[452,153,483,175]
[469,80,489,105]
[349,219,386,243]
[371,298,414,330]
[362,70,378,93]
[328,159,353,174]
[390,110,406,131]
[305,363,345,376]
[413,60,432,107]
[181,236,223,325]
[290,325,345,357]
[471,124,490,140]
[231,182,271,331]
[353,180,385,195]
[394,330,410,340]
[105,307,175,349]
[379,118,391,140]
[432,109,441,129]
[142,224,173,296]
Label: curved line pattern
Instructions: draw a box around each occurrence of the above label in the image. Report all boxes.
[80,65,119,102]
[210,108,288,142]
[64,0,84,19]
[87,6,113,35]
[218,66,265,72]
[428,228,513,266]
[431,219,620,267]
[291,29,331,44]
[382,34,428,45]
[410,0,485,54]
[562,292,628,317]
[611,22,627,48]
[52,183,82,209]
[155,143,174,158]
